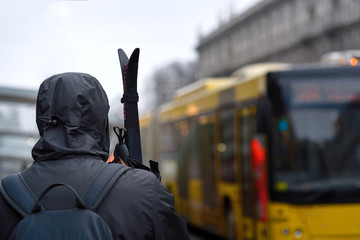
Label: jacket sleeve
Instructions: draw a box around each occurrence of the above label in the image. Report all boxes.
[0,193,22,240]
[151,179,190,240]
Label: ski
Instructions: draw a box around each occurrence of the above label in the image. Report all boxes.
[117,48,142,164]
[113,48,160,180]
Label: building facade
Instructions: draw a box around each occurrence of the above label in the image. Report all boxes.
[197,0,360,77]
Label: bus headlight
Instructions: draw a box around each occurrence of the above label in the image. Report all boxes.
[281,228,289,235]
[294,229,303,238]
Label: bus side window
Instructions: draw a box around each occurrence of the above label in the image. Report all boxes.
[241,110,257,218]
[176,121,190,200]
[189,118,200,178]
[219,109,236,182]
[197,115,217,206]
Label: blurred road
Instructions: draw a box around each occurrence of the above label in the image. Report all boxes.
[188,225,224,240]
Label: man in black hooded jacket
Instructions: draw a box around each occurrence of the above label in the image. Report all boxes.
[0,72,190,240]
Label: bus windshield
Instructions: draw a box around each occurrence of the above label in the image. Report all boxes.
[268,67,360,204]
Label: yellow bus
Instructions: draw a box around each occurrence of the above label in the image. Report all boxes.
[140,63,360,240]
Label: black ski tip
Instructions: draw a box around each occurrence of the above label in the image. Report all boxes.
[132,48,140,55]
[129,48,140,62]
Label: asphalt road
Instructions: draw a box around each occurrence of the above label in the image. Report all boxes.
[188,225,224,240]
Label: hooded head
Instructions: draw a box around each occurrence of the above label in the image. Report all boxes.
[32,72,110,162]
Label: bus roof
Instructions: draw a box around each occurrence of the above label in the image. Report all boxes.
[158,63,291,123]
[231,62,291,79]
[159,77,237,121]
[139,112,153,128]
[173,77,238,102]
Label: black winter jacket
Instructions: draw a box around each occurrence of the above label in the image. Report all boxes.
[0,73,190,240]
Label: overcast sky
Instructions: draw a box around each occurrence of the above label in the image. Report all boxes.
[0,0,261,107]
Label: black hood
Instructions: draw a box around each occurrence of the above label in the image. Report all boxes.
[32,72,110,162]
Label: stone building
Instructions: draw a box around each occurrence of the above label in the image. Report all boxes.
[196,0,360,77]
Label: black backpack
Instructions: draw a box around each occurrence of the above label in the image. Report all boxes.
[0,164,125,240]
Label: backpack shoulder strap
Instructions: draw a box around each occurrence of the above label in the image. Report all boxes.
[0,164,127,215]
[83,164,127,211]
[0,173,36,217]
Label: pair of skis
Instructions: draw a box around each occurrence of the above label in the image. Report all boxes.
[112,48,160,180]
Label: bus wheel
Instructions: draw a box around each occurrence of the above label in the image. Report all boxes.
[226,208,236,240]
